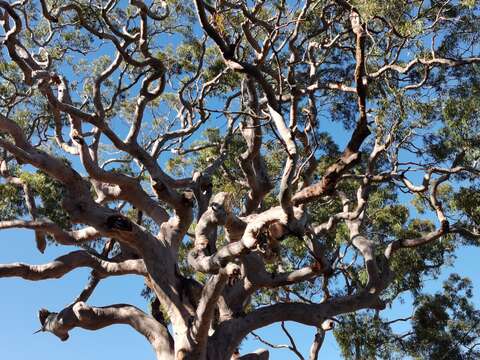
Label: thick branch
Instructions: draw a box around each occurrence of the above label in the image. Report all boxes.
[0,250,147,280]
[210,292,384,358]
[0,220,99,245]
[292,10,370,205]
[37,302,173,359]
[190,205,305,274]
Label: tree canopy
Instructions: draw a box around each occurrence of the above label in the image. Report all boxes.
[0,0,479,359]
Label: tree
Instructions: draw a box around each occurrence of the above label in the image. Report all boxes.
[0,0,479,359]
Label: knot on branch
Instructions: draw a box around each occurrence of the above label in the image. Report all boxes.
[192,192,231,255]
[105,214,133,232]
[181,191,195,207]
[221,262,242,286]
[441,219,450,233]
[71,129,84,145]
[321,318,335,331]
[209,192,230,217]
[193,172,213,196]
[255,222,289,261]
[349,11,364,36]
[188,247,202,260]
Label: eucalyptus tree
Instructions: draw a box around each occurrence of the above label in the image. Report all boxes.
[0,0,479,359]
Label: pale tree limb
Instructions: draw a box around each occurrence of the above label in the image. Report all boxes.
[236,349,269,360]
[385,154,465,259]
[0,220,99,246]
[309,319,335,360]
[251,331,295,350]
[210,292,384,358]
[219,251,328,322]
[0,1,478,360]
[191,263,241,353]
[36,302,174,359]
[55,76,169,226]
[292,9,371,205]
[249,320,327,360]
[0,160,46,252]
[0,250,147,280]
[73,239,115,304]
[368,56,480,79]
[281,322,304,359]
[2,106,192,332]
[308,329,325,360]
[238,77,272,215]
[190,203,306,274]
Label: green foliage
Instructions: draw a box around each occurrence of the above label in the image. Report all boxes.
[405,274,480,359]
[20,171,70,230]
[427,68,480,163]
[335,312,399,360]
[454,186,480,226]
[0,183,25,220]
[335,275,480,360]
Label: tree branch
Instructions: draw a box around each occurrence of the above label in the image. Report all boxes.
[0,250,147,280]
[36,302,174,359]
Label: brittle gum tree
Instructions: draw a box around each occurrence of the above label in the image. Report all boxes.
[0,0,479,359]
